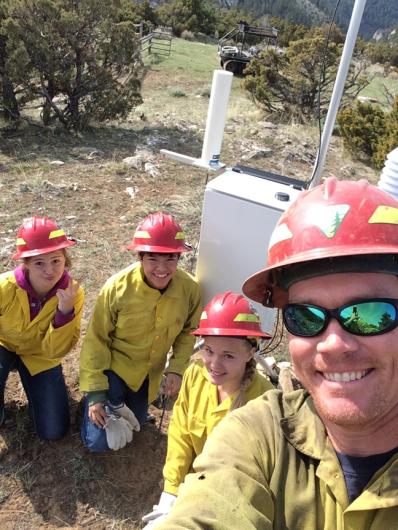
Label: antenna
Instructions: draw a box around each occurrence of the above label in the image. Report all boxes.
[161,70,233,169]
[309,0,367,188]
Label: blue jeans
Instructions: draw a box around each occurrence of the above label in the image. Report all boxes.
[81,370,149,452]
[0,346,70,440]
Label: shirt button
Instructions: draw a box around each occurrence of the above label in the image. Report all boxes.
[155,336,160,340]
[157,317,162,322]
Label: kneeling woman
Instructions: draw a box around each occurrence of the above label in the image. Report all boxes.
[142,291,274,527]
[0,217,84,440]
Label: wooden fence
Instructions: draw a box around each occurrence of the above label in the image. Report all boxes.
[134,23,173,58]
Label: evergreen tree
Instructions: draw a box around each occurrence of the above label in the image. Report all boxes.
[215,7,255,38]
[337,96,398,169]
[366,41,398,68]
[118,0,159,34]
[243,27,368,122]
[267,16,307,48]
[157,0,217,37]
[379,311,393,330]
[373,96,398,168]
[0,0,19,121]
[337,102,386,159]
[4,0,144,128]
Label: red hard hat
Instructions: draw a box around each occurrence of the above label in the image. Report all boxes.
[127,211,192,253]
[192,291,271,338]
[243,177,398,307]
[12,216,76,260]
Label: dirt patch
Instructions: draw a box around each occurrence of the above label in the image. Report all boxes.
[0,377,168,530]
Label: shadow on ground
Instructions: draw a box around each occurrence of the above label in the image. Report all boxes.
[0,392,168,529]
[0,122,204,168]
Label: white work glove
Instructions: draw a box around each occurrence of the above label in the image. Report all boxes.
[104,403,140,451]
[142,491,177,528]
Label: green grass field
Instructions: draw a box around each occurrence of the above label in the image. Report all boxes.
[359,72,398,106]
[138,37,259,130]
[145,37,220,75]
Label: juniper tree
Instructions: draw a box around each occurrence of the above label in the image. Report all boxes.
[244,27,369,122]
[0,0,19,121]
[4,0,144,128]
[157,0,216,37]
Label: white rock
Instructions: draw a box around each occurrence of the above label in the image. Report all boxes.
[258,121,277,129]
[125,186,138,198]
[242,147,272,161]
[144,162,159,177]
[87,149,104,159]
[123,156,143,169]
[357,95,378,104]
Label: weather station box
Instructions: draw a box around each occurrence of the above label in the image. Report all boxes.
[196,165,304,333]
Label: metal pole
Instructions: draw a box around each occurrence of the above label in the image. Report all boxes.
[309,0,367,188]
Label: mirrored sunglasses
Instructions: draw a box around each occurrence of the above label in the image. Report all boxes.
[283,299,398,338]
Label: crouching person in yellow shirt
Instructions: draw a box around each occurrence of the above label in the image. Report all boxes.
[142,291,274,528]
[0,217,84,440]
[79,212,202,452]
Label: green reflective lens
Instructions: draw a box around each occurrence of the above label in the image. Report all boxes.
[340,301,397,335]
[284,305,326,337]
[283,299,398,338]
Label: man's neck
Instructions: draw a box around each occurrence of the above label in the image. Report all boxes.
[324,413,398,456]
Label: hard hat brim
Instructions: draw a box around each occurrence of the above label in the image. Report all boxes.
[243,246,398,307]
[192,327,271,338]
[127,243,192,253]
[12,239,76,260]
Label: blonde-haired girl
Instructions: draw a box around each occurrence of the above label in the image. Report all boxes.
[142,291,274,528]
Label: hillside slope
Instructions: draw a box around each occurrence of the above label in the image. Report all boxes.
[220,0,398,38]
[314,0,398,38]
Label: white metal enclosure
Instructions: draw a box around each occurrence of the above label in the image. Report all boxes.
[196,165,303,333]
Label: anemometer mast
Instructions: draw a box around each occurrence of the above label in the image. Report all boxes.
[310,0,367,187]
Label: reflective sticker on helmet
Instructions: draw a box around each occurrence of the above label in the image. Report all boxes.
[368,205,398,225]
[134,230,151,239]
[234,313,260,323]
[200,310,208,320]
[309,204,350,238]
[175,231,185,240]
[48,229,65,239]
[268,223,293,250]
[16,237,26,246]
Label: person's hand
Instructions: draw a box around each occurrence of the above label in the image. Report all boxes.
[164,373,182,397]
[56,278,80,315]
[89,402,108,428]
[142,491,177,528]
